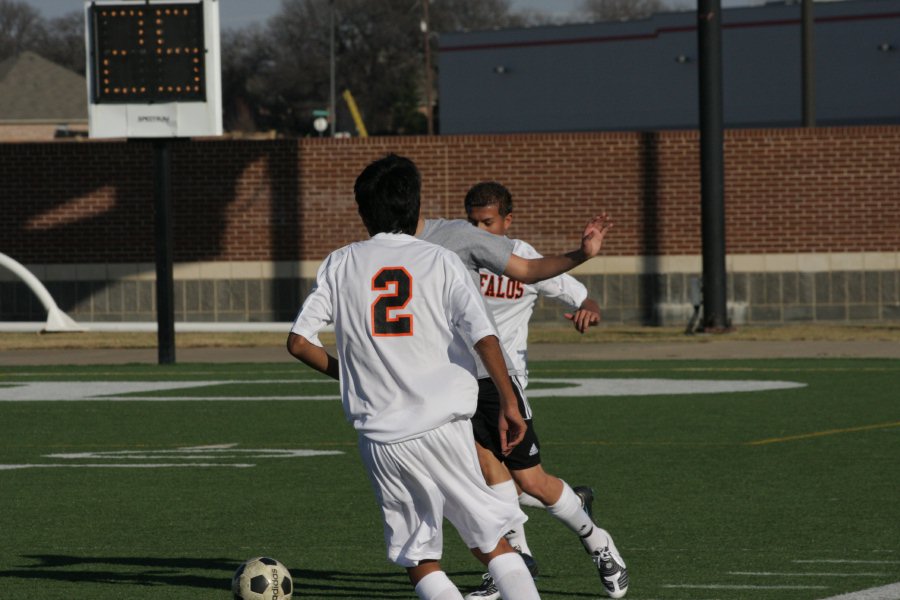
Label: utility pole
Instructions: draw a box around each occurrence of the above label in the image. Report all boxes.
[697,0,729,332]
[421,0,434,135]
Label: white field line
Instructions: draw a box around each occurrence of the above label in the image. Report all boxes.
[663,584,828,590]
[0,380,337,401]
[729,572,891,577]
[0,378,806,401]
[2,446,346,470]
[816,582,900,600]
[527,378,805,397]
[661,557,900,597]
[55,396,341,402]
[0,463,256,470]
[45,448,344,460]
[796,560,900,565]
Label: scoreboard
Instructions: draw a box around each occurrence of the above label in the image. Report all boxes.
[85,0,222,138]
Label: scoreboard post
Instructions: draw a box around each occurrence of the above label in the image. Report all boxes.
[85,0,223,363]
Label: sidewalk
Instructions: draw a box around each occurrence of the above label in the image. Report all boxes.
[2,340,897,366]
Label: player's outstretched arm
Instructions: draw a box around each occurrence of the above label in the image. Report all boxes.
[287,332,340,380]
[564,297,601,333]
[473,335,526,455]
[503,213,613,284]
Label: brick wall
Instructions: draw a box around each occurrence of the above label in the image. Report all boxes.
[2,126,897,263]
[2,126,899,325]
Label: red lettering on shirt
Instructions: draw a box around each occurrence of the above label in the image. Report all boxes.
[482,273,524,300]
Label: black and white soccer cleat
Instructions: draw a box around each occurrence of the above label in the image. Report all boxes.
[590,532,629,598]
[464,572,500,600]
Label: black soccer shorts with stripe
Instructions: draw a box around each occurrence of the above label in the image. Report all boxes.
[471,377,542,470]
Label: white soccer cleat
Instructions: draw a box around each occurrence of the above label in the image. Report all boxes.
[464,573,500,600]
[589,529,628,598]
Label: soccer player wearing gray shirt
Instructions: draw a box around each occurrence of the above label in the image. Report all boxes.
[417,216,611,290]
[417,215,612,380]
[417,203,626,600]
[462,182,628,600]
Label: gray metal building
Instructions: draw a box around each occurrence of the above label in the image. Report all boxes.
[437,0,900,134]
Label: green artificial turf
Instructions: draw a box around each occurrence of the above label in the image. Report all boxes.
[1,359,898,599]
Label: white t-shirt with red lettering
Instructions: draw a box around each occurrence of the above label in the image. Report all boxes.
[478,239,588,386]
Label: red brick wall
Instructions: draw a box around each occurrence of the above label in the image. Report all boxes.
[2,126,898,263]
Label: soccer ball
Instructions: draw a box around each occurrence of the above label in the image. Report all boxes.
[231,557,294,600]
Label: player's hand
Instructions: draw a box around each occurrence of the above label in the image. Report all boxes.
[498,410,526,455]
[580,213,613,259]
[564,308,600,333]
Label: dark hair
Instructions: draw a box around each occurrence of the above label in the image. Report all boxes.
[354,154,421,235]
[464,181,513,216]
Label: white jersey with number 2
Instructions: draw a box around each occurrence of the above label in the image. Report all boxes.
[478,239,588,386]
[291,232,498,444]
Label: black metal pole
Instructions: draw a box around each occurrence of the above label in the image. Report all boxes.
[329,0,337,137]
[153,139,176,364]
[698,0,729,331]
[802,0,816,127]
[422,0,434,135]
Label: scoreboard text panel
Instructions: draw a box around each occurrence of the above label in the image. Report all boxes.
[90,2,205,103]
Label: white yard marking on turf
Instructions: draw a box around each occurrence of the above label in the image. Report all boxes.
[796,560,900,565]
[181,443,239,450]
[0,381,338,401]
[1,445,344,471]
[0,378,806,401]
[0,463,256,470]
[0,381,226,401]
[45,448,344,460]
[59,395,341,401]
[814,582,900,600]
[528,378,806,397]
[729,572,891,577]
[664,584,828,590]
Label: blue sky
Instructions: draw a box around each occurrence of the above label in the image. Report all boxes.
[25,0,767,30]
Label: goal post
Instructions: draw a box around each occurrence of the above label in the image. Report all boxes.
[0,253,85,333]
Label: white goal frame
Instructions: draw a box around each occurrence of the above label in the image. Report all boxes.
[0,253,85,332]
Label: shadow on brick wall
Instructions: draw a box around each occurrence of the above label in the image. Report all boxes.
[640,131,663,326]
[1,141,304,322]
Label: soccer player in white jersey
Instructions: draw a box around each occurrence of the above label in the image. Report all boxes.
[462,182,629,600]
[287,155,544,600]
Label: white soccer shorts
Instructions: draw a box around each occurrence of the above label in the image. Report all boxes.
[358,418,527,567]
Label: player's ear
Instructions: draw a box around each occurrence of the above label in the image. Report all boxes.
[502,213,513,234]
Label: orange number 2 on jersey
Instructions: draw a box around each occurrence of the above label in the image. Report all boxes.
[371,267,413,336]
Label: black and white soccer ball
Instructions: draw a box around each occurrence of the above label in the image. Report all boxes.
[231,556,293,600]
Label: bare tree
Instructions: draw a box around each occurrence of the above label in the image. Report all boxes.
[33,12,85,74]
[0,1,84,73]
[220,25,276,133]
[0,0,44,60]
[431,0,525,32]
[213,0,524,135]
[243,0,520,136]
[580,0,667,21]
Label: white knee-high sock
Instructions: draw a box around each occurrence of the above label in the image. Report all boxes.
[491,480,534,557]
[546,481,594,538]
[488,552,541,600]
[517,491,545,509]
[414,571,464,600]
